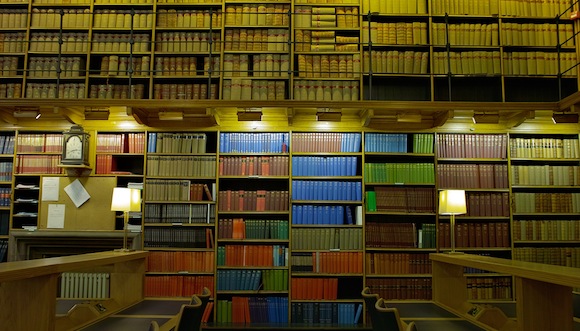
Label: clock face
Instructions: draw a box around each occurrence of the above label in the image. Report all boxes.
[65,135,83,159]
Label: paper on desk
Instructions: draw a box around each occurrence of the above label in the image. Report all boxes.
[47,204,65,228]
[64,179,90,208]
[41,177,59,201]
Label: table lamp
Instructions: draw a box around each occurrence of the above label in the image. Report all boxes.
[438,189,467,254]
[111,187,141,252]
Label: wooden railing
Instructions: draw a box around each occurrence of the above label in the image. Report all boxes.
[430,253,580,331]
[0,250,148,331]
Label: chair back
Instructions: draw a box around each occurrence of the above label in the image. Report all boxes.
[148,320,160,331]
[375,298,405,331]
[176,295,204,331]
[195,286,211,312]
[361,287,380,330]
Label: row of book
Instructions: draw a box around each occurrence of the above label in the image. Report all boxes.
[0,32,24,53]
[431,23,499,46]
[438,164,508,189]
[146,251,214,273]
[297,54,360,79]
[364,133,434,154]
[514,247,580,267]
[59,272,109,299]
[144,227,213,249]
[292,228,362,251]
[467,277,513,300]
[503,52,577,76]
[15,155,62,174]
[217,245,288,267]
[148,132,208,154]
[433,51,501,75]
[219,132,288,154]
[362,0,427,14]
[225,28,289,52]
[510,137,579,159]
[1,56,19,77]
[293,80,360,101]
[292,180,362,201]
[365,222,424,248]
[31,9,91,29]
[220,156,288,177]
[218,190,289,212]
[0,162,12,182]
[217,269,288,291]
[365,253,432,275]
[366,187,435,213]
[93,10,153,29]
[291,302,361,325]
[146,156,215,177]
[432,0,499,15]
[439,222,511,248]
[225,4,290,27]
[153,83,218,100]
[292,132,361,153]
[363,22,428,45]
[364,163,435,184]
[27,32,88,53]
[295,6,359,29]
[154,32,220,53]
[93,33,150,53]
[364,50,429,75]
[223,53,289,78]
[291,252,363,274]
[96,133,144,154]
[26,83,85,99]
[17,133,62,153]
[501,23,573,47]
[153,56,216,77]
[0,188,10,208]
[499,0,570,17]
[218,218,289,240]
[28,57,84,78]
[464,192,510,217]
[0,135,14,155]
[145,180,211,201]
[0,9,27,29]
[293,156,357,177]
[0,213,8,235]
[291,278,338,300]
[100,55,149,76]
[215,297,288,324]
[144,203,214,224]
[366,278,432,300]
[512,165,580,186]
[0,83,20,98]
[437,134,507,159]
[222,79,286,101]
[144,275,213,297]
[513,220,580,241]
[291,205,361,225]
[0,240,6,262]
[295,30,358,52]
[157,9,221,29]
[513,193,580,213]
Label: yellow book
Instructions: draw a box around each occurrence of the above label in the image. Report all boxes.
[536,51,545,75]
[420,52,428,74]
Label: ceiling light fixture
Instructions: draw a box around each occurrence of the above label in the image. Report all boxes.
[397,113,422,123]
[84,108,110,120]
[237,108,262,121]
[158,111,184,121]
[316,108,342,122]
[14,109,41,119]
[472,112,500,124]
[552,112,579,124]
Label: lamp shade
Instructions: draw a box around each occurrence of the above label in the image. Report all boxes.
[438,189,467,215]
[111,187,141,212]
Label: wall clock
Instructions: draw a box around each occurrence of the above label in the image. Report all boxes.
[61,125,90,166]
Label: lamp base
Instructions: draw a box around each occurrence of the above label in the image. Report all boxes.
[114,248,135,252]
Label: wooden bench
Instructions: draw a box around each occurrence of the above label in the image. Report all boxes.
[430,253,580,331]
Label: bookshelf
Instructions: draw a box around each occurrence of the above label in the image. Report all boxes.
[143,131,217,298]
[290,131,364,325]
[509,133,580,268]
[363,132,435,301]
[215,132,290,324]
[0,133,13,262]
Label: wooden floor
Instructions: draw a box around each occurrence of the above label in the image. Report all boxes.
[63,298,523,331]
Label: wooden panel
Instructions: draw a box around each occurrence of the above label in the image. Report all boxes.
[38,176,117,230]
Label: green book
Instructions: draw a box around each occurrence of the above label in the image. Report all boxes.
[366,191,377,212]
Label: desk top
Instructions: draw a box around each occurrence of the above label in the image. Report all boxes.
[0,250,148,283]
[430,253,580,288]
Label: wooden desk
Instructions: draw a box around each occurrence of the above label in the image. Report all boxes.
[0,250,148,331]
[430,253,580,331]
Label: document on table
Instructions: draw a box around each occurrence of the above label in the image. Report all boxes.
[64,179,90,208]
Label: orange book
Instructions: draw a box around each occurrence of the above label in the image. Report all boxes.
[260,156,270,176]
[232,218,245,239]
[244,297,251,323]
[201,301,214,322]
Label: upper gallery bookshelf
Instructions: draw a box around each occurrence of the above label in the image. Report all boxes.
[509,133,580,268]
[290,132,364,325]
[363,132,435,301]
[0,0,577,102]
[216,132,290,325]
[143,131,217,298]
